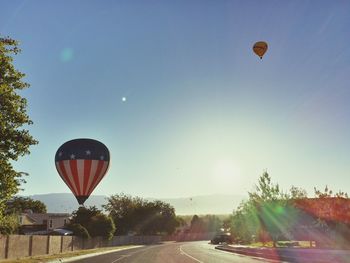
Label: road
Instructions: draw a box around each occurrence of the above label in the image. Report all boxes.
[72,241,276,263]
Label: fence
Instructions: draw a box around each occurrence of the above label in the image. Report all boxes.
[0,235,162,260]
[0,232,215,260]
[166,232,216,242]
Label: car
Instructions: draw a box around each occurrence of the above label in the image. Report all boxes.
[49,228,73,236]
[210,233,233,245]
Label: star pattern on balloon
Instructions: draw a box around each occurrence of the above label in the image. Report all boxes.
[55,138,110,205]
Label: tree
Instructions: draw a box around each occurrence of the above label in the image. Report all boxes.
[6,196,47,214]
[66,223,90,239]
[248,171,284,203]
[104,193,179,235]
[103,193,145,235]
[230,172,291,246]
[0,36,38,221]
[190,215,203,233]
[229,201,260,244]
[189,215,222,233]
[204,215,222,233]
[69,206,115,239]
[70,206,101,228]
[89,214,116,240]
[143,200,178,235]
[289,186,307,199]
[314,186,348,198]
[230,172,350,247]
[0,214,19,235]
[176,216,187,229]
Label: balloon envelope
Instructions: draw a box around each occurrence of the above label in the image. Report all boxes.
[253,41,268,59]
[55,138,110,205]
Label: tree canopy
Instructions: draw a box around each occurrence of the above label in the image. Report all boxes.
[228,172,350,248]
[69,206,115,240]
[104,193,179,235]
[230,172,304,245]
[6,196,47,214]
[314,185,348,199]
[67,223,90,239]
[248,171,284,203]
[0,36,38,221]
[189,214,222,233]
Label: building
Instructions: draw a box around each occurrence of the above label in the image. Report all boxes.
[18,211,71,235]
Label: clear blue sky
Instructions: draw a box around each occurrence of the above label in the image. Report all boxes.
[1,0,350,198]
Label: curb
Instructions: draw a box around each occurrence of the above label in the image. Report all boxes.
[215,246,294,262]
[215,245,350,263]
[47,245,144,262]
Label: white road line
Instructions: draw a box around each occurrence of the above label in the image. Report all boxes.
[111,254,132,263]
[179,245,204,263]
[110,245,161,263]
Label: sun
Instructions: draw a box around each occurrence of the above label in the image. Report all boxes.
[212,159,241,184]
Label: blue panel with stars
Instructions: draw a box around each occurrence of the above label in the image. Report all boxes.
[55,138,110,161]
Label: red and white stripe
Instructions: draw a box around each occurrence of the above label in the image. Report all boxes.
[55,159,109,196]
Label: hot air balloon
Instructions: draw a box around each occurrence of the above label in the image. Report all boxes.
[55,138,110,205]
[253,41,268,59]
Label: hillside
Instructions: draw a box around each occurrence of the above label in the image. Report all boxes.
[27,193,246,215]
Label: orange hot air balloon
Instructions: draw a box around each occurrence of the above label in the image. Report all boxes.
[253,41,268,59]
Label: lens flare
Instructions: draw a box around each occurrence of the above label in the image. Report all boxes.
[60,48,74,62]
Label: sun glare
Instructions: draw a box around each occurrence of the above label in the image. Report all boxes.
[212,160,241,184]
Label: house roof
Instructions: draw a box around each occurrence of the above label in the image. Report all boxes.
[21,214,36,224]
[22,213,70,224]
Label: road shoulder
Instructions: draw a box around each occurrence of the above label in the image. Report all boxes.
[216,245,350,263]
[0,245,144,263]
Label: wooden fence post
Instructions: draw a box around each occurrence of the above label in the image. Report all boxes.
[4,235,9,259]
[46,235,50,255]
[29,235,33,256]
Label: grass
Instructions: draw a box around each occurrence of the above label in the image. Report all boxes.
[0,245,139,263]
[249,241,312,248]
[250,241,275,247]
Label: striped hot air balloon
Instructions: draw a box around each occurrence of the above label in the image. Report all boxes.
[55,138,110,205]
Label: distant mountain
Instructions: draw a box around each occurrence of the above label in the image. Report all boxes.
[149,194,246,215]
[27,193,246,215]
[27,193,107,213]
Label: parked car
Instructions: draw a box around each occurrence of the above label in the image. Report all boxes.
[49,228,73,236]
[211,233,233,245]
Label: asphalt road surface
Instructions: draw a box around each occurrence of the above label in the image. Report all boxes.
[72,241,276,263]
